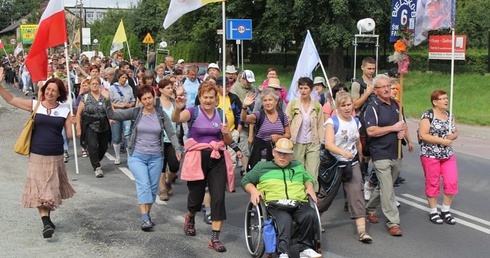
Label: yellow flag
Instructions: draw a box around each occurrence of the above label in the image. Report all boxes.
[113,20,127,45]
[163,0,225,29]
[111,20,127,55]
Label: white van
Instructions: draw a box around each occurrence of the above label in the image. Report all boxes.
[80,51,105,59]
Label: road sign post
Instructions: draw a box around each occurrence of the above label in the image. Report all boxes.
[226,19,252,70]
[142,33,155,68]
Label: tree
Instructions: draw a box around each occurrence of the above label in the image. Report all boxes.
[457,0,490,48]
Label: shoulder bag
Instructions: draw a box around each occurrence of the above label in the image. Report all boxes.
[14,100,41,155]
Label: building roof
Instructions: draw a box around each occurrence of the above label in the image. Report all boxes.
[0,19,23,34]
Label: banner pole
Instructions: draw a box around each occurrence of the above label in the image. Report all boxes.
[64,42,79,174]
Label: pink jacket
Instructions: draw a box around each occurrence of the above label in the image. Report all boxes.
[181,138,235,192]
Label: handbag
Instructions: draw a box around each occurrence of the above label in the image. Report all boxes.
[14,100,41,155]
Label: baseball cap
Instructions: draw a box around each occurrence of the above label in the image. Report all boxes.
[207,63,220,71]
[177,59,185,64]
[313,76,326,87]
[242,70,255,83]
[225,65,237,74]
[388,68,400,78]
[267,78,281,89]
[274,138,294,154]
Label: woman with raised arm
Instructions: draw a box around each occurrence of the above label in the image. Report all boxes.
[172,81,233,253]
[0,69,75,239]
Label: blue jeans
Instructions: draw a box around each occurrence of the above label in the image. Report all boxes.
[111,120,131,146]
[128,151,164,204]
[22,73,31,91]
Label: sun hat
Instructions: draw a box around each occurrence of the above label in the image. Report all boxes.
[274,138,294,154]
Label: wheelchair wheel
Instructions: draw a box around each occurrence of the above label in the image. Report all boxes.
[244,201,267,257]
[308,196,323,254]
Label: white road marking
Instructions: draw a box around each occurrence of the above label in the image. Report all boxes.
[399,194,490,235]
[105,153,134,180]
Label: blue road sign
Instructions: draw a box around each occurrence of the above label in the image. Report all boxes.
[226,19,252,40]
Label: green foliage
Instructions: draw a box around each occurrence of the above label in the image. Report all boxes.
[457,0,490,49]
[0,0,42,30]
[402,71,490,126]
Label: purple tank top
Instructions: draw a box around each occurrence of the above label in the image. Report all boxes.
[187,106,222,143]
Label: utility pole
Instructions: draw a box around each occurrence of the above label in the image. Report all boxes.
[77,0,83,53]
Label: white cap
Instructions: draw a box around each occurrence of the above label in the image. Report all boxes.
[177,59,185,64]
[225,65,237,74]
[207,63,220,71]
[242,70,255,83]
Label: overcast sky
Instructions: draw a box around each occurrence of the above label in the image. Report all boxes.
[64,0,136,9]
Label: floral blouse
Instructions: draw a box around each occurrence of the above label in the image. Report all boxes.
[420,109,455,159]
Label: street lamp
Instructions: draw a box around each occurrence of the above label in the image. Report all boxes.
[92,39,99,56]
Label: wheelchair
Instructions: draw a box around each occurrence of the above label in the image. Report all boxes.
[244,196,322,258]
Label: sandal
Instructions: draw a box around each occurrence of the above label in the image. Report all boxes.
[429,212,443,224]
[357,231,373,243]
[184,214,196,236]
[440,211,456,225]
[209,239,227,252]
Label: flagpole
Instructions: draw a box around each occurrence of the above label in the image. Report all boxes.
[64,42,80,174]
[2,48,11,65]
[221,0,226,124]
[448,28,455,133]
[318,59,333,109]
[125,41,132,63]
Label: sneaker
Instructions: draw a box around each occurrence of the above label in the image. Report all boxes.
[64,156,68,163]
[279,253,289,258]
[209,239,227,252]
[395,200,401,207]
[141,219,153,231]
[159,189,169,201]
[95,167,104,178]
[114,158,121,165]
[184,214,196,236]
[64,151,69,158]
[299,248,322,258]
[440,211,456,225]
[364,181,374,201]
[81,150,88,158]
[203,214,212,225]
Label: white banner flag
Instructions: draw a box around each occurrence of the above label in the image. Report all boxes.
[287,30,321,101]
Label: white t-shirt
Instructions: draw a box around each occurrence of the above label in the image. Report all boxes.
[325,116,361,162]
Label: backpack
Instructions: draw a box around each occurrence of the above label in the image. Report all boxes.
[355,77,367,96]
[131,105,167,138]
[289,99,321,120]
[330,115,360,134]
[354,77,376,113]
[417,109,450,144]
[188,106,224,138]
[254,109,286,136]
[359,99,401,155]
[358,99,380,156]
[181,76,203,85]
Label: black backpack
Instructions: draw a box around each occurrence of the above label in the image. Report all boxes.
[254,109,286,136]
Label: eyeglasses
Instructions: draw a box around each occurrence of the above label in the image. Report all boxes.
[375,85,390,89]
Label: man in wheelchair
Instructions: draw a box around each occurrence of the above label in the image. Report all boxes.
[242,138,322,258]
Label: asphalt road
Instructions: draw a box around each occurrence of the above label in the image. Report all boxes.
[1,84,490,258]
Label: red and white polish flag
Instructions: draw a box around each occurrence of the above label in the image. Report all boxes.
[25,0,66,82]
